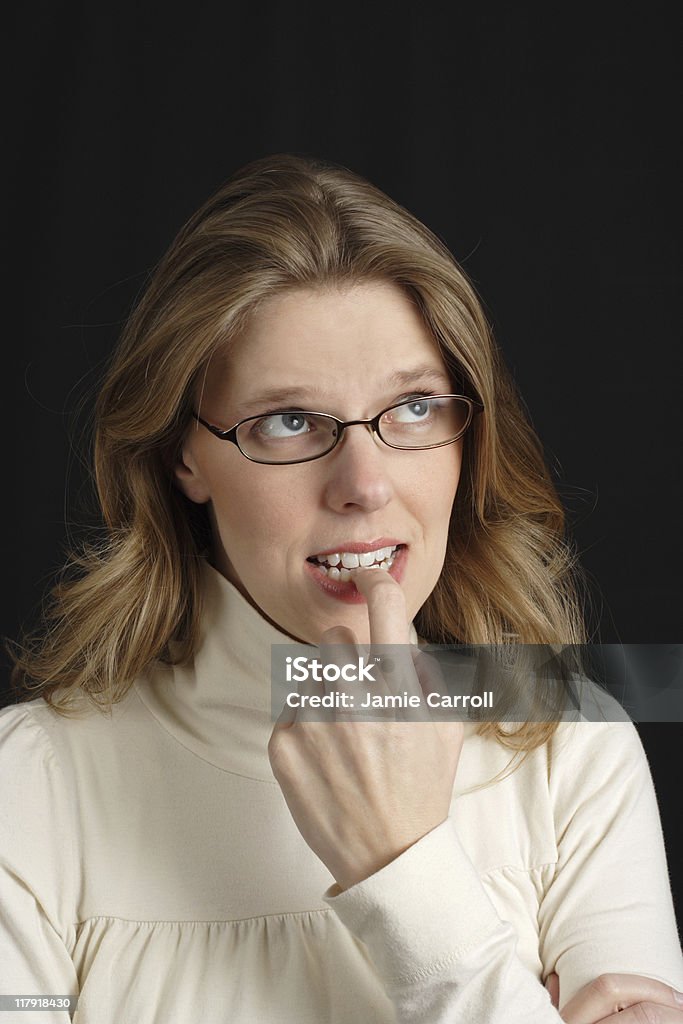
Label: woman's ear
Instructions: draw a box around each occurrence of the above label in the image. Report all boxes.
[173,442,212,504]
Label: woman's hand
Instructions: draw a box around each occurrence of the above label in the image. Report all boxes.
[544,971,683,1022]
[268,567,464,891]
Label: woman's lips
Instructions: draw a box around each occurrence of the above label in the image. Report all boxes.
[304,545,408,603]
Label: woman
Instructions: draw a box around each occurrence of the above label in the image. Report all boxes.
[3,154,682,1023]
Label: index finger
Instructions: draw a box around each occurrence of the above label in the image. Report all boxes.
[351,567,426,710]
[350,567,411,646]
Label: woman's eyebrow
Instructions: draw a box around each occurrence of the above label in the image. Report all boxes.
[234,366,453,416]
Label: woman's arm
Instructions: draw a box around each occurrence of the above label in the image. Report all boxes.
[270,570,562,1020]
[269,569,683,1022]
[538,714,683,1003]
[322,817,569,1021]
[0,705,79,1023]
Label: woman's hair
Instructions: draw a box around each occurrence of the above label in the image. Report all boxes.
[9,153,592,752]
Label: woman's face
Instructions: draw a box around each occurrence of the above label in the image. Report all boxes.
[175,282,463,644]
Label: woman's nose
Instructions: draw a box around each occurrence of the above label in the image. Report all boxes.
[321,424,395,513]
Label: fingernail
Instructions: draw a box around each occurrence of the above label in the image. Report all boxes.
[674,989,683,1005]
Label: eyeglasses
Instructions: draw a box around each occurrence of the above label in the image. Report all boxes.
[191,394,483,466]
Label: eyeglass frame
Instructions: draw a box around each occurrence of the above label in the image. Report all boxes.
[190,394,484,466]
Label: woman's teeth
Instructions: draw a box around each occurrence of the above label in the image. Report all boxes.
[311,545,399,580]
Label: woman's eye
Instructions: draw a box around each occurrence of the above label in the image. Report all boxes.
[392,397,435,420]
[253,413,312,438]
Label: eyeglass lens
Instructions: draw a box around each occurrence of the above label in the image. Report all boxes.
[236,397,471,463]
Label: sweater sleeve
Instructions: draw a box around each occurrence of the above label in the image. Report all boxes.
[0,703,80,1023]
[323,721,683,1022]
[324,818,565,1022]
[538,719,683,1005]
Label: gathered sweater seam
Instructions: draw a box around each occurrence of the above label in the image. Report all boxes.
[74,908,333,928]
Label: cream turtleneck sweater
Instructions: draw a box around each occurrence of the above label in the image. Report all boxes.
[1,561,682,1023]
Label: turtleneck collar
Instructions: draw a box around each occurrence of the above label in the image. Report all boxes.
[134,561,418,782]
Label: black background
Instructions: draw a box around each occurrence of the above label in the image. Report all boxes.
[4,6,681,926]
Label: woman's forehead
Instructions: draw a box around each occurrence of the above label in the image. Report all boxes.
[218,282,449,381]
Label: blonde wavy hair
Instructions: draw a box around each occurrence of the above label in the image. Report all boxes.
[9,153,592,752]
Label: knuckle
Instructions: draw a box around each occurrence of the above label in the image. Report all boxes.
[267,734,294,772]
[267,744,284,777]
[321,626,356,645]
[590,974,622,1001]
[414,650,443,680]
